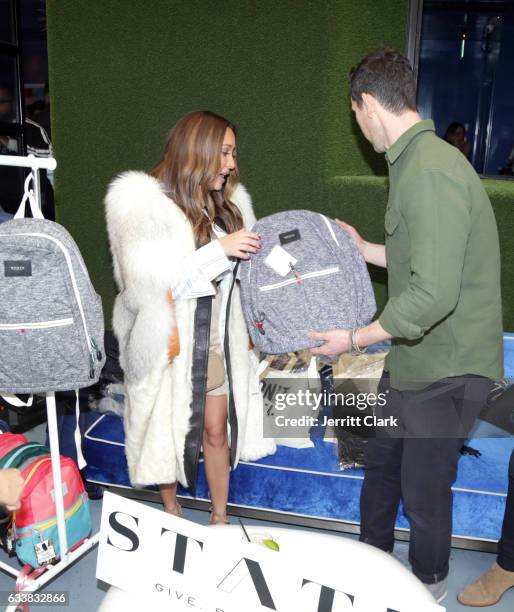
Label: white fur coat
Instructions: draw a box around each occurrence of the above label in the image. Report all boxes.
[105,171,275,488]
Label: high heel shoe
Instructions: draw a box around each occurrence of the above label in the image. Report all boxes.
[164,501,182,517]
[208,507,229,525]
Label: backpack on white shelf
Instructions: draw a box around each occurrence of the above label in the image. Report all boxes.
[0,174,105,394]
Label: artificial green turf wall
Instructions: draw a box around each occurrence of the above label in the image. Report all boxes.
[327,176,514,331]
[46,1,512,333]
[45,0,407,322]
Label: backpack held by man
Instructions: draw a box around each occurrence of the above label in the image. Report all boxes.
[239,210,376,355]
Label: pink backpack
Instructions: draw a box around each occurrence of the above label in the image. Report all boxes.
[0,433,29,458]
[0,432,93,568]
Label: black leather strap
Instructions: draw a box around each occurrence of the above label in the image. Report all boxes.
[224,260,240,469]
[183,295,212,494]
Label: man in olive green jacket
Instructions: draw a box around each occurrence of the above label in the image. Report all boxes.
[310,48,503,603]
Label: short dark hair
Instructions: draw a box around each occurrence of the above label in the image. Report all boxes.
[350,48,417,115]
[444,121,465,141]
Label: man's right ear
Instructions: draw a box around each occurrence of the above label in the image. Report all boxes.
[361,93,377,117]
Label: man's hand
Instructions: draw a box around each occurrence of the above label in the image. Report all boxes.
[309,321,392,357]
[335,219,387,268]
[308,329,352,356]
[0,468,24,511]
[336,219,366,256]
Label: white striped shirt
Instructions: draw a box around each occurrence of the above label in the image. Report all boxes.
[171,223,233,299]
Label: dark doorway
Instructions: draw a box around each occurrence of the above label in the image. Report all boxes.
[413,0,514,177]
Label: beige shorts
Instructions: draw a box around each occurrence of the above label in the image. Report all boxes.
[206,287,227,396]
[207,380,227,396]
[206,349,227,396]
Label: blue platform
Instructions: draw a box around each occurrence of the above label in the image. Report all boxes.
[84,334,514,544]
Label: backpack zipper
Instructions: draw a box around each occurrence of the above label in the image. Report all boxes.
[0,232,100,377]
[288,262,302,283]
[14,493,86,540]
[89,335,103,360]
[0,318,73,330]
[1,442,43,469]
[259,266,340,292]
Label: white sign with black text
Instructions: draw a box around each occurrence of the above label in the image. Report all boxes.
[96,492,445,612]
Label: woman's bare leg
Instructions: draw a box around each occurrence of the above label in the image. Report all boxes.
[203,393,229,522]
[159,482,181,516]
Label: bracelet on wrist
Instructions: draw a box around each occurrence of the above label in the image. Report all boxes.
[350,327,366,356]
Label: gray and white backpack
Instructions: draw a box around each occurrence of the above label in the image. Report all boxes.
[239,210,376,355]
[0,186,105,394]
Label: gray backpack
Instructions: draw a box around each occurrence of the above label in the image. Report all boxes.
[239,210,376,354]
[0,191,105,394]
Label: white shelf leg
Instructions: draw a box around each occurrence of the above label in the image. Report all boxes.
[45,392,69,562]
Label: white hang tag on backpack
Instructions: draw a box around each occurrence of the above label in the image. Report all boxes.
[265,245,297,276]
[6,531,15,554]
[35,538,57,565]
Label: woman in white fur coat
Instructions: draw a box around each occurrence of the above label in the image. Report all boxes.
[105,111,275,523]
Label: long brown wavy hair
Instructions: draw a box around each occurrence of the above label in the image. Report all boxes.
[151,110,244,247]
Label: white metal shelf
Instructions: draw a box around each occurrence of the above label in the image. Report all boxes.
[0,155,99,611]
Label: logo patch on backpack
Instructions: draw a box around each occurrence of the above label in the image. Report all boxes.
[279,228,301,245]
[4,260,32,277]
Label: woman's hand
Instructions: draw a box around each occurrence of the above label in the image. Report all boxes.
[219,229,261,259]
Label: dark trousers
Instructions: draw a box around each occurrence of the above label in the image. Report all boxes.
[359,373,490,584]
[498,450,514,571]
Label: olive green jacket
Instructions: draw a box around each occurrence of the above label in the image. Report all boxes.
[378,120,503,389]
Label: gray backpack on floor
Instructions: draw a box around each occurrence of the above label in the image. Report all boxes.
[239,210,376,354]
[0,189,105,393]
